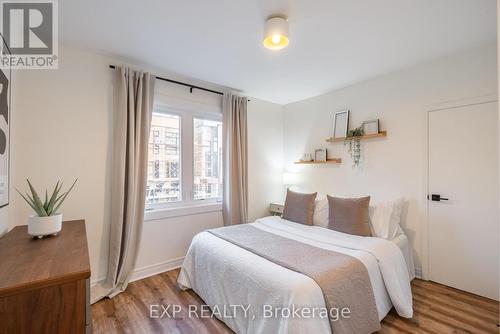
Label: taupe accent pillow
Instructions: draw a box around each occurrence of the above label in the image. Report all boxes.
[327,196,372,237]
[282,189,317,225]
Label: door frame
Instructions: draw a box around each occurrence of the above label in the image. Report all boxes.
[420,93,498,280]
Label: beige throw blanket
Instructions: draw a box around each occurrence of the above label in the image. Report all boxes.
[208,225,381,334]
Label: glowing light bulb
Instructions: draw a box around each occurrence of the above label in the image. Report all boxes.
[271,35,281,44]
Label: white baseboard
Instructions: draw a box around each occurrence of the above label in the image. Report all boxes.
[129,257,185,283]
[90,257,185,288]
[414,267,423,279]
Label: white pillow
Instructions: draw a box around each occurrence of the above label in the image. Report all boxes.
[313,198,329,228]
[369,198,404,239]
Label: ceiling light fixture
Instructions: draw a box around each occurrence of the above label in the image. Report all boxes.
[263,15,289,50]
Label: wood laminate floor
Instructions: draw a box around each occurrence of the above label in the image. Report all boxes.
[92,268,499,334]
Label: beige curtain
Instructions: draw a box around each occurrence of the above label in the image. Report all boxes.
[222,93,248,225]
[92,66,155,302]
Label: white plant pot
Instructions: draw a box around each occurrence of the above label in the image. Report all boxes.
[28,213,63,238]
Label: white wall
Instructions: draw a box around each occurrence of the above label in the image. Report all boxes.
[9,44,283,284]
[133,211,223,280]
[247,98,284,221]
[8,41,495,284]
[12,46,113,283]
[283,44,497,273]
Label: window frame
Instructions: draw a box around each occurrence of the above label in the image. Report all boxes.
[145,108,183,211]
[192,116,223,202]
[145,104,223,220]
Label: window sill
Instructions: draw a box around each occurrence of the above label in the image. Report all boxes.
[144,203,222,221]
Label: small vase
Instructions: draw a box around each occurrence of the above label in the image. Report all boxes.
[27,213,63,238]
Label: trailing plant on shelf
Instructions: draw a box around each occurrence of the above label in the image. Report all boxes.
[16,179,77,238]
[344,126,364,167]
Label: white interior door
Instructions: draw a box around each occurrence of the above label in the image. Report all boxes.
[428,100,499,300]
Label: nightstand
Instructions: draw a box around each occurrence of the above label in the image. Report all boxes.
[269,202,284,216]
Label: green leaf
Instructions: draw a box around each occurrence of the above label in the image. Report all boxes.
[26,194,46,217]
[15,188,44,216]
[24,192,38,208]
[46,181,62,216]
[43,190,48,209]
[51,179,77,214]
[26,179,48,216]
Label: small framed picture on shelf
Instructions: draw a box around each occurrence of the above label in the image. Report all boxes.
[362,119,379,135]
[332,109,349,139]
[314,148,327,162]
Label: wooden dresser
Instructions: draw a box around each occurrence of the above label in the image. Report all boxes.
[0,220,91,333]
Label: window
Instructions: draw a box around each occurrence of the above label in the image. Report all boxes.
[193,118,222,200]
[166,161,179,178]
[165,130,179,155]
[145,106,223,214]
[146,113,181,205]
[154,160,160,178]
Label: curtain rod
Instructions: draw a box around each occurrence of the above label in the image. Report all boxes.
[109,65,224,96]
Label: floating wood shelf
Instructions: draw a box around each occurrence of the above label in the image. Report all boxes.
[326,130,387,143]
[294,158,342,165]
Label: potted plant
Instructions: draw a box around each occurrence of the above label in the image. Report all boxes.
[344,126,364,167]
[16,179,77,238]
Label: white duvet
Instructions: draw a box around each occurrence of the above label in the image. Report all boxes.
[178,216,413,334]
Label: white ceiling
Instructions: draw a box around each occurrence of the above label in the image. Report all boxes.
[60,0,496,105]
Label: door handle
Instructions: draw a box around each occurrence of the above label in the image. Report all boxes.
[428,194,449,202]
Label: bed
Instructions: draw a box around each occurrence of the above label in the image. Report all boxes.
[178,216,414,334]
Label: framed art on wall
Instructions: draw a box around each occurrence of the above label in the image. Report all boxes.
[332,109,349,139]
[0,34,11,208]
[362,119,379,135]
[314,148,327,162]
